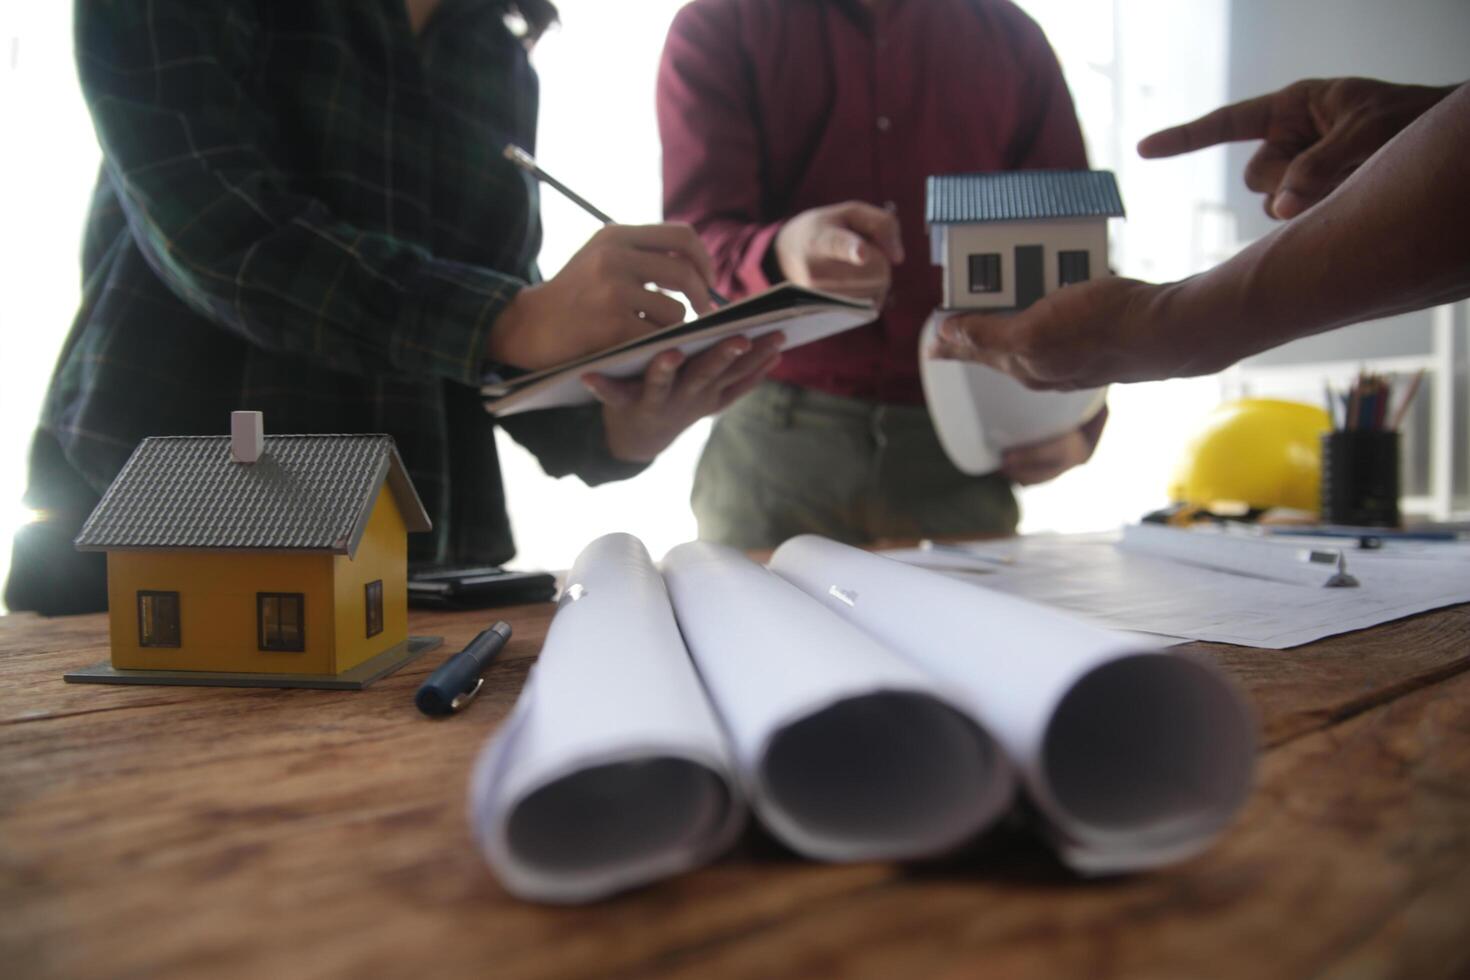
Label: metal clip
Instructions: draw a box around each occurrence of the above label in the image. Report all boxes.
[450,676,485,712]
[1323,551,1359,588]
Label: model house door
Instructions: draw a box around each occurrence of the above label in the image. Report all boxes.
[1015,245,1043,309]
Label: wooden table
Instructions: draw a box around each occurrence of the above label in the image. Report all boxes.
[3,599,1469,980]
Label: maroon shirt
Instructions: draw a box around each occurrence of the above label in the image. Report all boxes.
[658,0,1088,405]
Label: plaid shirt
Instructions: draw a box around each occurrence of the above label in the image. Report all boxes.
[35,0,641,567]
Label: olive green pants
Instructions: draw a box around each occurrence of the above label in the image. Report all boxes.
[692,381,1018,550]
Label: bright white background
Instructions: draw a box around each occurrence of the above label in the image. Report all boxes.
[0,0,1232,607]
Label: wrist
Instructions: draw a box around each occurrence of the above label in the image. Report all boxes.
[486,284,552,371]
[1159,253,1287,376]
[1207,218,1340,364]
[600,404,664,464]
[1148,276,1230,376]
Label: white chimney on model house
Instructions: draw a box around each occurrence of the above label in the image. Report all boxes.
[231,411,264,464]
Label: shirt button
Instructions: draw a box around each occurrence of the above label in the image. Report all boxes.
[876,115,891,132]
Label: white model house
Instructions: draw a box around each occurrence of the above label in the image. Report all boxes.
[919,170,1121,476]
[927,170,1125,310]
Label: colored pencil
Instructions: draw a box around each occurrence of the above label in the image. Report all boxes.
[1388,369,1426,431]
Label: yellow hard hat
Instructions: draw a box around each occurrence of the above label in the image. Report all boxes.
[1168,399,1331,514]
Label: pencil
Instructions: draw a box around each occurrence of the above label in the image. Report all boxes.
[503,144,730,307]
[504,144,615,224]
[1388,369,1426,431]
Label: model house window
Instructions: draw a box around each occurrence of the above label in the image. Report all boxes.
[365,580,384,638]
[1058,250,1090,286]
[968,253,1002,293]
[137,591,181,647]
[258,593,305,652]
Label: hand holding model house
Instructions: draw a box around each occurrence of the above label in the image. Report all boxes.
[931,79,1470,390]
[919,169,1119,476]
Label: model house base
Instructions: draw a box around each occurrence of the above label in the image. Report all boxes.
[64,635,442,690]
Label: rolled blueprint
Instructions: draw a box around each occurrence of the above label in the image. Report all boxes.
[468,534,744,903]
[769,535,1256,873]
[662,542,1014,861]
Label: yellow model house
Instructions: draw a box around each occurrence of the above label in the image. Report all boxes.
[65,412,440,690]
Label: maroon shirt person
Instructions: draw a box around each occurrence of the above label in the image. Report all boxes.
[658,0,1106,546]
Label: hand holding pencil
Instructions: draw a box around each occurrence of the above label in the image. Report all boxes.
[494,145,778,465]
[504,144,731,307]
[486,144,737,371]
[490,223,722,371]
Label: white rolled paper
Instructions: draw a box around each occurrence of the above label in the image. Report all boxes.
[662,542,1014,862]
[468,533,745,904]
[769,535,1256,872]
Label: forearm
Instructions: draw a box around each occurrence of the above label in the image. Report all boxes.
[658,4,778,298]
[120,179,520,383]
[1169,82,1470,365]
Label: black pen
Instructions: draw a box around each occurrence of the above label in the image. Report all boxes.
[503,144,731,307]
[415,621,512,717]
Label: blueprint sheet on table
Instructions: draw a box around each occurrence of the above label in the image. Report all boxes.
[882,532,1470,649]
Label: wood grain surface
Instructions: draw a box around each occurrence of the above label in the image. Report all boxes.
[2,599,1468,980]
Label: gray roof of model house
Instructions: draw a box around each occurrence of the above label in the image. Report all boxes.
[926,170,1125,225]
[75,435,431,555]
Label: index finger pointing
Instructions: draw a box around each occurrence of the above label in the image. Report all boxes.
[1138,92,1275,158]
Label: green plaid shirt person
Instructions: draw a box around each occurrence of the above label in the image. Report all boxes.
[8,1,641,613]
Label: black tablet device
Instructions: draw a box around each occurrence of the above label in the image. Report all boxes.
[407,565,558,609]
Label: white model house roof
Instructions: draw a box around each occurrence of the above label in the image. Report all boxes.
[926,170,1125,225]
[74,434,431,556]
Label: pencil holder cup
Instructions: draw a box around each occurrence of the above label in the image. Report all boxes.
[1320,431,1400,527]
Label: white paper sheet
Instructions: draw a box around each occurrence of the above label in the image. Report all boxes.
[886,530,1470,649]
[919,313,1107,475]
[468,534,744,904]
[1117,522,1365,587]
[770,535,1256,873]
[661,542,1013,862]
